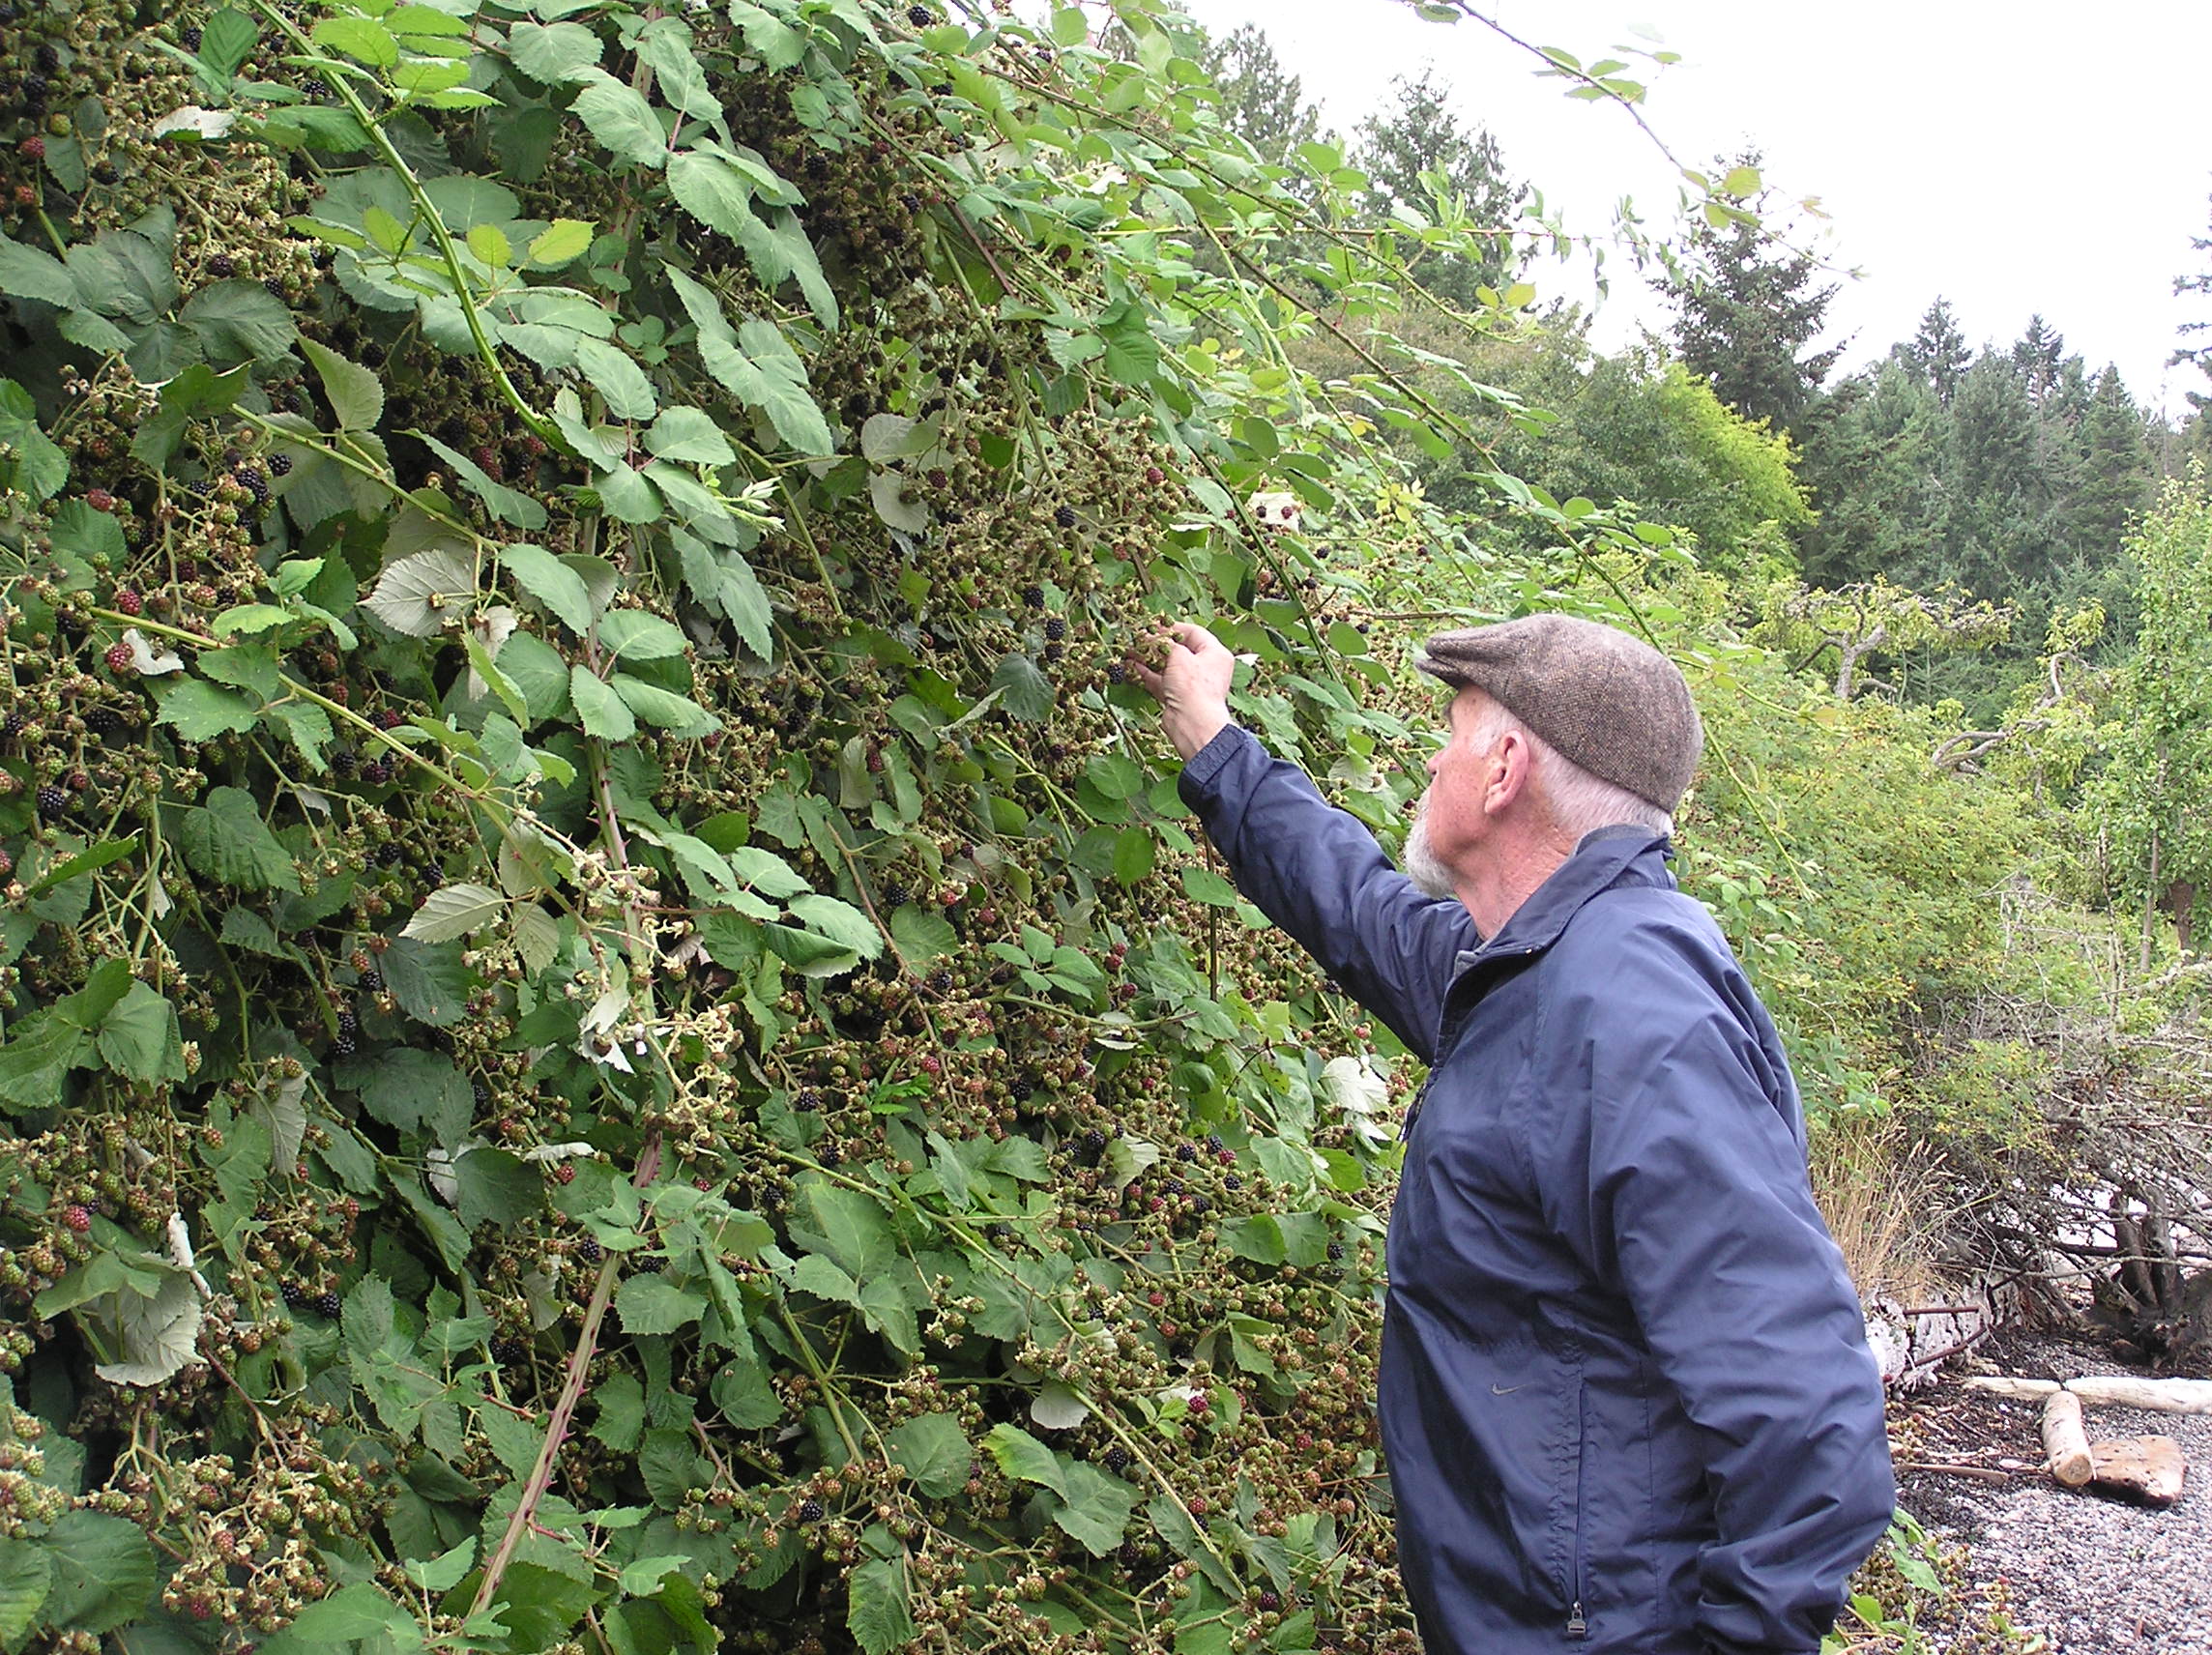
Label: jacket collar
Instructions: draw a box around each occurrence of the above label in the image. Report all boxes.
[1454,828,1674,971]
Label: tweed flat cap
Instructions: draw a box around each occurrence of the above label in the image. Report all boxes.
[1413,614,1703,812]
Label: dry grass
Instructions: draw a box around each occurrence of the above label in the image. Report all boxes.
[1812,1115,1950,1306]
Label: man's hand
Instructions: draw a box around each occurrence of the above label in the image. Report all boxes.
[1127,622,1237,761]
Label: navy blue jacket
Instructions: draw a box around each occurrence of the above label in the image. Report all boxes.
[1179,725,1894,1655]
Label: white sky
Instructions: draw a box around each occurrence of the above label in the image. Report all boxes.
[1174,0,2212,415]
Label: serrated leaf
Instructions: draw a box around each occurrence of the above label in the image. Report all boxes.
[179,786,300,890]
[867,469,927,533]
[92,1270,202,1386]
[667,149,764,242]
[617,1273,704,1335]
[38,1511,154,1634]
[1053,1459,1137,1555]
[573,72,668,168]
[982,1423,1065,1494]
[416,430,548,529]
[528,218,595,267]
[887,1412,970,1498]
[0,231,79,306]
[364,547,476,637]
[566,667,634,739]
[610,673,716,737]
[0,1539,50,1647]
[645,405,736,467]
[508,20,603,84]
[573,334,658,420]
[888,907,955,965]
[666,270,835,454]
[403,881,507,943]
[300,336,384,431]
[96,981,187,1085]
[501,542,595,633]
[156,677,260,740]
[785,893,883,961]
[597,608,689,660]
[846,1558,916,1655]
[180,277,299,365]
[990,652,1054,722]
[512,904,561,973]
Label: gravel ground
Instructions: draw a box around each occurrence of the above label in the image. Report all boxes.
[1895,1334,2212,1654]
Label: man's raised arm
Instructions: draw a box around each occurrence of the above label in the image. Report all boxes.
[1127,623,1471,1060]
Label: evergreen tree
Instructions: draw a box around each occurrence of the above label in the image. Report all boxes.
[1351,69,1528,306]
[1902,297,1972,406]
[2071,365,2155,554]
[1658,149,1843,434]
[2011,314,2066,405]
[2173,190,2212,409]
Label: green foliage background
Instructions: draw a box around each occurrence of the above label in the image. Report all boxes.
[0,2,2201,1654]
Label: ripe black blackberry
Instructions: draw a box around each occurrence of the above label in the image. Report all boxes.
[817,1144,842,1169]
[32,43,57,73]
[374,838,402,864]
[236,467,270,506]
[263,276,287,301]
[1022,583,1045,608]
[904,4,931,24]
[269,452,293,477]
[35,784,68,820]
[334,1007,359,1058]
[491,1336,524,1363]
[1175,1142,1196,1162]
[1,711,23,739]
[206,253,235,277]
[579,1238,604,1264]
[798,1497,825,1523]
[793,1089,822,1113]
[181,24,202,49]
[1054,505,1077,529]
[1326,1241,1346,1262]
[331,749,358,777]
[1103,1445,1130,1473]
[313,1290,342,1319]
[359,968,383,993]
[84,708,123,740]
[279,1281,306,1308]
[1044,617,1066,642]
[881,880,910,909]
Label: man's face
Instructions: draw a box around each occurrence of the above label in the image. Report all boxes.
[1406,689,1503,898]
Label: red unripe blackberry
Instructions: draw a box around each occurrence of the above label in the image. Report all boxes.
[552,1162,576,1185]
[104,641,133,673]
[84,487,113,511]
[1145,466,1165,484]
[19,136,44,161]
[63,1205,91,1233]
[113,588,143,616]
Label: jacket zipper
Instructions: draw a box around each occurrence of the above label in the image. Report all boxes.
[1564,1377,1588,1640]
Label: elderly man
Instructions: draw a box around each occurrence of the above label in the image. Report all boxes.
[1129,615,1894,1655]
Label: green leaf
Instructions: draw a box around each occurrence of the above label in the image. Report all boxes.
[1053,1459,1138,1556]
[846,1558,916,1655]
[569,667,637,740]
[528,218,596,268]
[364,547,475,637]
[618,1273,705,1335]
[1111,826,1155,885]
[502,542,596,633]
[666,150,765,242]
[590,1371,647,1451]
[452,1148,542,1231]
[727,0,807,70]
[572,73,668,168]
[1051,6,1090,46]
[990,653,1054,723]
[156,677,261,740]
[403,881,508,944]
[665,270,834,454]
[606,674,713,738]
[38,1510,154,1635]
[982,1422,1064,1494]
[645,405,737,467]
[300,336,384,431]
[597,609,689,661]
[498,631,572,723]
[800,1177,893,1278]
[573,335,658,420]
[0,1539,50,1647]
[1180,866,1242,908]
[415,430,548,530]
[311,15,398,68]
[96,981,187,1085]
[350,1047,471,1139]
[886,1412,970,1499]
[180,277,299,365]
[382,937,473,1027]
[0,232,79,306]
[888,907,955,965]
[785,893,882,962]
[508,20,603,84]
[179,787,300,891]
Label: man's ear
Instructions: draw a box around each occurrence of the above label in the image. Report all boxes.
[1484,729,1534,816]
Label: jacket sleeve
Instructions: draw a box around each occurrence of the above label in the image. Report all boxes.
[1551,922,1896,1655]
[1177,724,1473,1062]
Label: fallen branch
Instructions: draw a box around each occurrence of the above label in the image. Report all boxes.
[2041,1389,2094,1486]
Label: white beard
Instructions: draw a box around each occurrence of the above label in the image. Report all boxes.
[1403,794,1457,900]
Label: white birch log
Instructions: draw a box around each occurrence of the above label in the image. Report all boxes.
[2041,1390,2095,1486]
[1964,1376,2063,1400]
[2065,1376,2212,1414]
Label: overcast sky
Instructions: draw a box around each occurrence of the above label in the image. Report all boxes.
[1174,0,2212,414]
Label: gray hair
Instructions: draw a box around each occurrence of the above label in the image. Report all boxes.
[1461,698,1674,839]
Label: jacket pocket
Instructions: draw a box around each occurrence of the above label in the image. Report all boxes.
[1561,1376,1588,1640]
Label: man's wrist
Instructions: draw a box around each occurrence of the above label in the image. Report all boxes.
[1167,708,1232,762]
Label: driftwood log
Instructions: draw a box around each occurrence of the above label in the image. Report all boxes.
[2041,1390,2095,1486]
[1965,1374,2212,1413]
[2089,1436,2187,1506]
